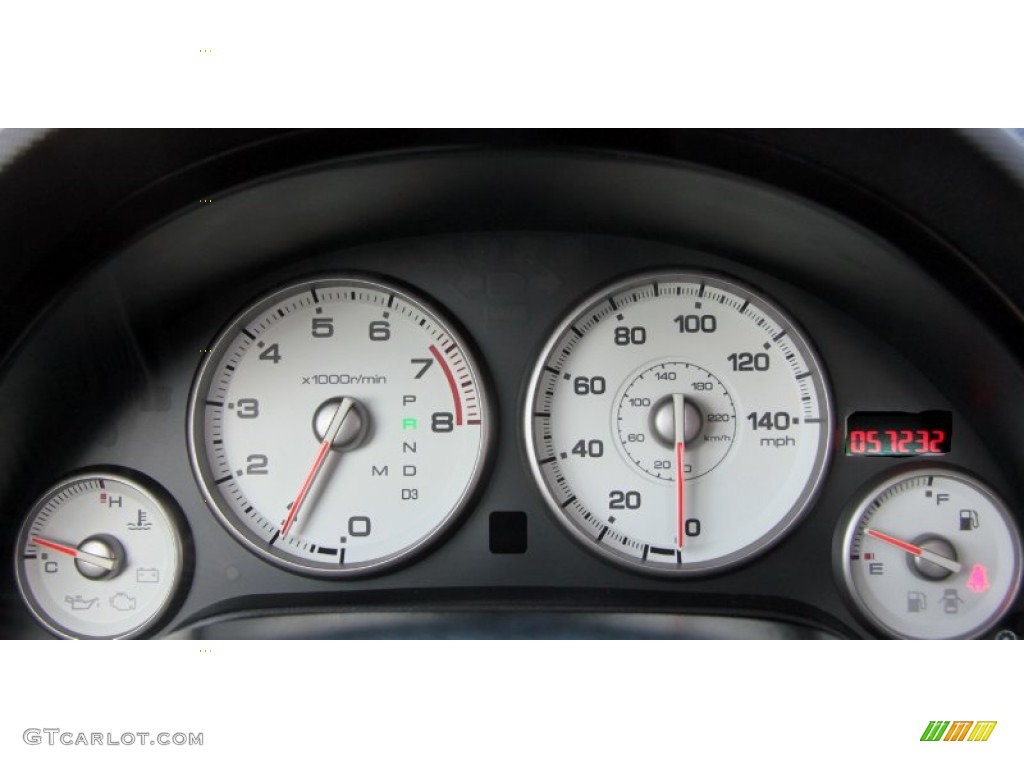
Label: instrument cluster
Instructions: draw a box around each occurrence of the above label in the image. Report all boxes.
[2,148,1021,639]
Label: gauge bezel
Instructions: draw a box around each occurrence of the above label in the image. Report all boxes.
[187,274,494,578]
[836,464,1023,639]
[14,468,191,640]
[523,268,834,577]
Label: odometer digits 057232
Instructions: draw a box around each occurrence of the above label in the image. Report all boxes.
[189,276,492,577]
[525,271,832,576]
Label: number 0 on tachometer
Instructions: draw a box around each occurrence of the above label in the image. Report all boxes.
[525,271,832,575]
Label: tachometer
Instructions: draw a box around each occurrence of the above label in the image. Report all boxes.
[189,276,492,576]
[525,271,832,575]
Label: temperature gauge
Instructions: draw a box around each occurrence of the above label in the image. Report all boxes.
[837,467,1022,639]
[15,471,189,639]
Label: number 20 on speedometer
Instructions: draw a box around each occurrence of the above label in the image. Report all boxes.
[525,271,833,575]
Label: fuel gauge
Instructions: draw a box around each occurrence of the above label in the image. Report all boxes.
[838,467,1022,639]
[15,471,190,639]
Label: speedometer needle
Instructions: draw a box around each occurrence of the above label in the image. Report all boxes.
[280,397,356,538]
[31,537,117,571]
[674,393,686,551]
[866,528,962,573]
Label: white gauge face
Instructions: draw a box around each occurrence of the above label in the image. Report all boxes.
[525,271,832,575]
[189,277,491,576]
[839,468,1022,639]
[15,473,187,639]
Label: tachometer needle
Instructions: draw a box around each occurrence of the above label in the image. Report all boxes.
[31,537,117,571]
[866,528,962,573]
[674,393,686,551]
[280,397,356,538]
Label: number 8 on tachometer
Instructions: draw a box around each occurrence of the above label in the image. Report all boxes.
[525,271,833,575]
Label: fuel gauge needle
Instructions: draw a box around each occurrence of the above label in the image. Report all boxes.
[674,393,686,551]
[31,537,117,571]
[280,397,355,538]
[866,528,962,573]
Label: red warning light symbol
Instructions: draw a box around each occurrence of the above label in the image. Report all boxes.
[966,563,990,594]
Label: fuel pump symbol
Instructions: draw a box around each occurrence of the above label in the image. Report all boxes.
[907,591,927,612]
[959,509,979,530]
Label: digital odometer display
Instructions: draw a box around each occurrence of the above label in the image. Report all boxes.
[846,411,952,457]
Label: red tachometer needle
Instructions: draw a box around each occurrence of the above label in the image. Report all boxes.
[280,397,355,538]
[865,528,961,573]
[674,393,686,551]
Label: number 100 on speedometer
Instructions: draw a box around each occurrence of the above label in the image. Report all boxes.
[525,271,833,575]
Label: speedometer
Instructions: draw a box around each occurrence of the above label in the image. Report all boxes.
[189,276,492,577]
[525,271,832,575]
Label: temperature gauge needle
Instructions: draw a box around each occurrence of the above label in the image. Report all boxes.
[280,397,356,538]
[31,537,117,571]
[866,528,962,573]
[674,393,686,551]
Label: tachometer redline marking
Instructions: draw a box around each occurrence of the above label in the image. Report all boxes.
[429,343,463,426]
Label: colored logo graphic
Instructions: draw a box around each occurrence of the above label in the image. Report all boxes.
[921,721,997,742]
